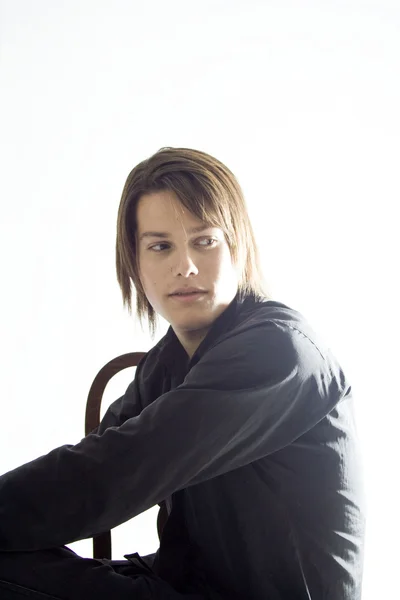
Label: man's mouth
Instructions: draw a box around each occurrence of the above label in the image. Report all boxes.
[169,288,207,296]
[169,290,207,301]
[172,291,202,296]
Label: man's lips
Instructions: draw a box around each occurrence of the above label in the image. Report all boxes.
[168,288,207,296]
[168,290,208,302]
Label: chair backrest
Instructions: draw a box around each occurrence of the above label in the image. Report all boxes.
[85,352,146,559]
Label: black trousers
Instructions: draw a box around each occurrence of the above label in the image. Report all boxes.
[0,546,204,599]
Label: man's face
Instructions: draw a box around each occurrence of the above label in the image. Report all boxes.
[136,189,239,338]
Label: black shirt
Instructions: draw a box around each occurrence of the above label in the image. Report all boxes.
[0,293,365,599]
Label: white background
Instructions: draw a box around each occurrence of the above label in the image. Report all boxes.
[0,1,399,597]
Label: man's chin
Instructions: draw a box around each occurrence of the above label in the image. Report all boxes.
[172,315,216,335]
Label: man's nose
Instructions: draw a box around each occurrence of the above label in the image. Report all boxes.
[171,249,199,277]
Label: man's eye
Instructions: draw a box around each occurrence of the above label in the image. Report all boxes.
[197,238,217,247]
[149,243,170,252]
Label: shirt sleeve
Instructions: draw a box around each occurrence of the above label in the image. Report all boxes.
[0,318,348,552]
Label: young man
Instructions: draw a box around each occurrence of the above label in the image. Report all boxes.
[0,147,365,599]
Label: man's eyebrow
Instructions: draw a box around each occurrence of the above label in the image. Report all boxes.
[138,225,213,241]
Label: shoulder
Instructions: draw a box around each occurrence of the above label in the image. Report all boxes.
[214,297,329,361]
[192,297,346,394]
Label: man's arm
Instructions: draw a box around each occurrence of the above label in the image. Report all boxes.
[0,319,348,552]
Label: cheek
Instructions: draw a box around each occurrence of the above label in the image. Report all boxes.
[141,273,156,293]
[139,258,167,302]
[138,258,156,292]
[139,275,160,311]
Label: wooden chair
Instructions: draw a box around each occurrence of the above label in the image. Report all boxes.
[84,351,168,559]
